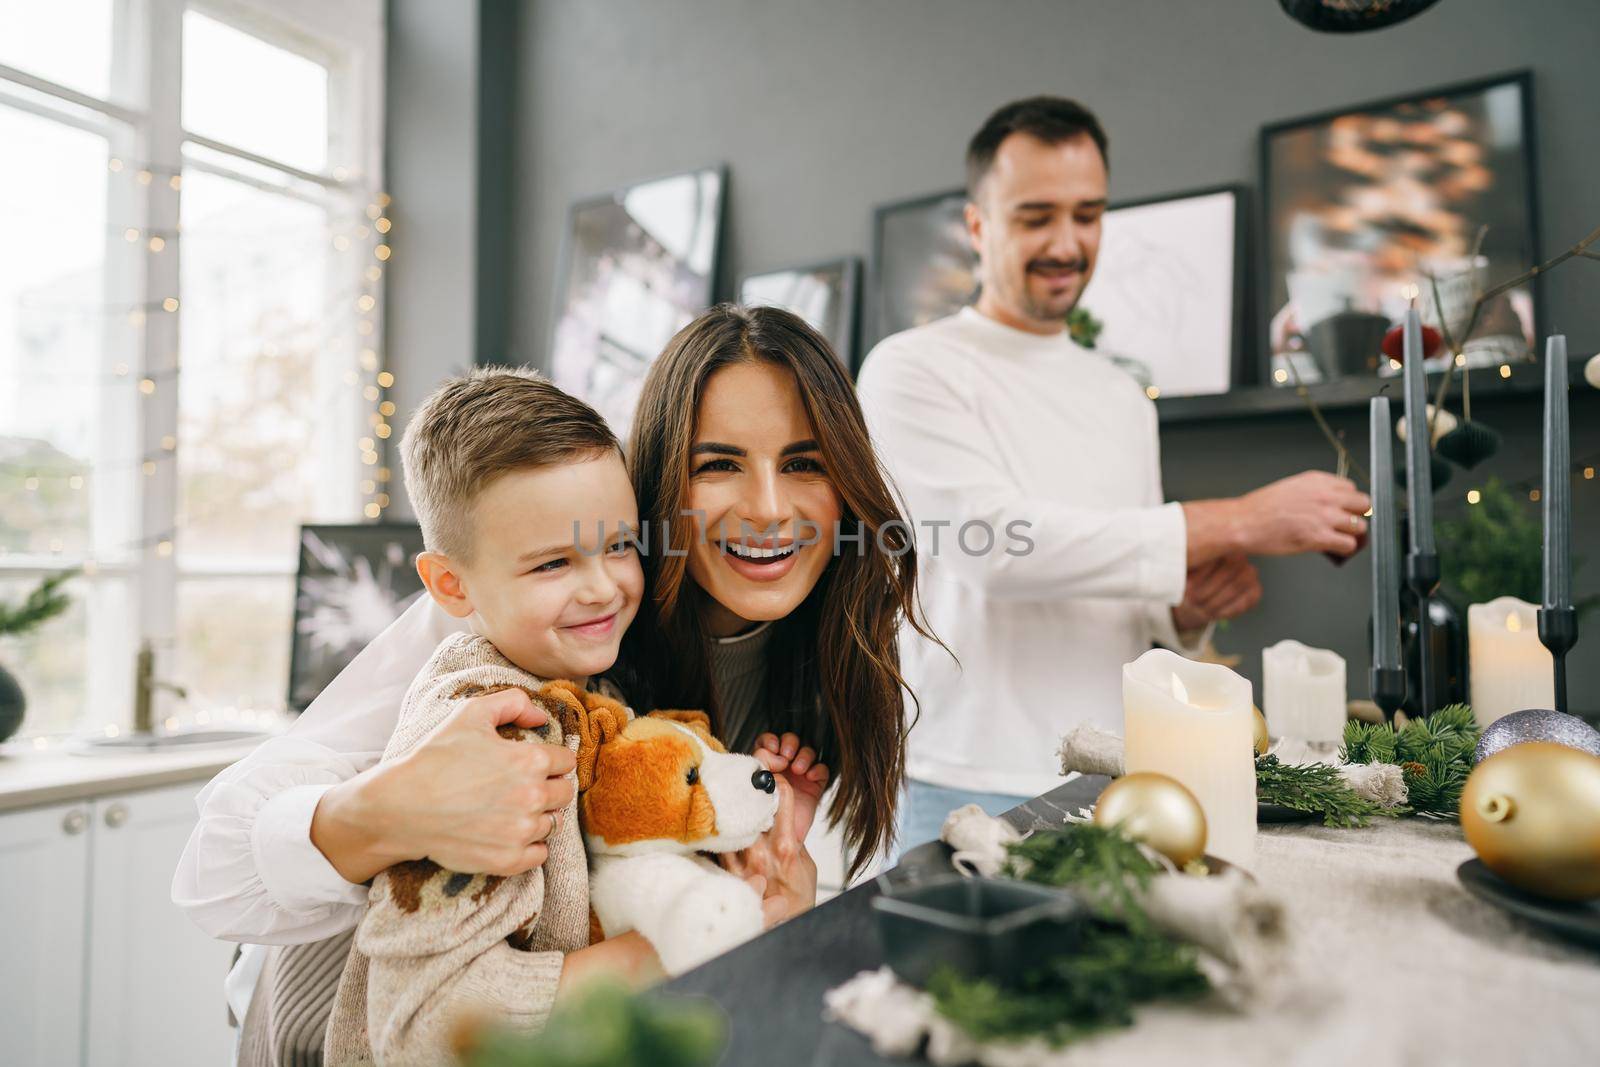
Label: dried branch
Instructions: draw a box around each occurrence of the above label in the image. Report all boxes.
[1422,222,1600,426]
[1284,355,1369,487]
[1293,222,1597,492]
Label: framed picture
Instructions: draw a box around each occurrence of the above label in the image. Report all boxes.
[868,185,1245,396]
[1076,184,1247,397]
[1260,71,1539,387]
[867,189,975,352]
[549,165,726,436]
[287,523,426,711]
[739,257,862,372]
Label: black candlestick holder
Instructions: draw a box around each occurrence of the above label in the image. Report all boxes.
[1405,551,1440,718]
[1370,666,1407,720]
[1537,605,1578,716]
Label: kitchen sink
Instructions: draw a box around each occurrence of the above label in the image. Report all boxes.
[70,728,268,755]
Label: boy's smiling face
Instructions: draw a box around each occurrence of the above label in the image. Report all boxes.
[419,451,643,682]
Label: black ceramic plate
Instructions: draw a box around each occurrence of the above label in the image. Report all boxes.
[1457,858,1600,949]
[1258,801,1319,824]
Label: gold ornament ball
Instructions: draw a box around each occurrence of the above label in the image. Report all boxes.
[1252,704,1270,756]
[1461,742,1600,901]
[1093,772,1208,866]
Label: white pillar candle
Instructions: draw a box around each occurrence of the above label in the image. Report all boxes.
[1262,640,1348,745]
[1123,649,1256,869]
[1468,597,1554,727]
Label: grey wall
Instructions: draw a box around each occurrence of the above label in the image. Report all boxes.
[384,0,525,515]
[465,0,1600,702]
[384,0,483,514]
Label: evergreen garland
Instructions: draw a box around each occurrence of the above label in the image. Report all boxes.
[1253,755,1406,827]
[928,824,1210,1048]
[1341,703,1480,817]
[0,571,74,638]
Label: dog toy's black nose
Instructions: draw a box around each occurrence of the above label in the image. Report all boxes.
[752,769,776,793]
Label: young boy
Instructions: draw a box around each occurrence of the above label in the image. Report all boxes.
[322,368,662,1066]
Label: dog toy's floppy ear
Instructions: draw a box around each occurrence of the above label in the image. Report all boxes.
[646,710,724,753]
[536,681,629,791]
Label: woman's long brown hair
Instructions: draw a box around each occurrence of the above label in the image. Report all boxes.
[615,303,938,876]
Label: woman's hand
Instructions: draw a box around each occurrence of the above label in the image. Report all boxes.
[753,732,830,841]
[723,775,817,927]
[310,688,577,883]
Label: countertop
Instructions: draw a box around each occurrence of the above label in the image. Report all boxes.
[0,735,268,813]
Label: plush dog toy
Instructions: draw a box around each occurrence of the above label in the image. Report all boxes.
[531,681,781,975]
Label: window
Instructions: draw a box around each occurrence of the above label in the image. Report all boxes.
[0,0,387,738]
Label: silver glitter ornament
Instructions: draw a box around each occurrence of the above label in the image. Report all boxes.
[1473,708,1600,764]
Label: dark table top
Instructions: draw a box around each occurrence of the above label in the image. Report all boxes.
[658,775,1109,1067]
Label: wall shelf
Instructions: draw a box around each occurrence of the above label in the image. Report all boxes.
[1155,359,1590,425]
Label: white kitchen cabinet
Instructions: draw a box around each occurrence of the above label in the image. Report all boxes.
[0,780,235,1067]
[0,798,92,1067]
[84,781,237,1067]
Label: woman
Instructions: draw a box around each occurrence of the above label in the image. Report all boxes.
[174,305,933,1056]
[619,304,930,877]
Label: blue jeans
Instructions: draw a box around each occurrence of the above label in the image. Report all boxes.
[892,779,1026,862]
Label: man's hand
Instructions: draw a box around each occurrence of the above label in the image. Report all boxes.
[1237,471,1370,557]
[311,688,578,884]
[753,732,830,842]
[1171,553,1261,632]
[1185,472,1370,565]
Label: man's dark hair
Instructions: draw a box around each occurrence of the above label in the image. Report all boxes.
[965,96,1109,198]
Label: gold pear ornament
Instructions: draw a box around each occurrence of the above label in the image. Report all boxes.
[1461,742,1600,901]
[1093,772,1208,866]
[1252,704,1271,757]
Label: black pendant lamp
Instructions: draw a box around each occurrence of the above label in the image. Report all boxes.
[1278,0,1442,33]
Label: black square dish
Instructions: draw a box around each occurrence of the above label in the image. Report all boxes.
[872,875,1087,987]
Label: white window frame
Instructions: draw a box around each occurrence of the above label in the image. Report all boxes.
[0,0,386,732]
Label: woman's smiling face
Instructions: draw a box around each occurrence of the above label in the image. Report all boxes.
[684,360,843,637]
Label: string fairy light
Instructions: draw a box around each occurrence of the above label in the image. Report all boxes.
[9,177,397,556]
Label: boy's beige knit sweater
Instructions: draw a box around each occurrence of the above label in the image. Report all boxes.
[323,631,591,1066]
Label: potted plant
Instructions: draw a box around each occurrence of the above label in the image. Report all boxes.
[0,571,74,742]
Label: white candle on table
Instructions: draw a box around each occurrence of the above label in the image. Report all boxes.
[1262,639,1348,746]
[1468,596,1554,727]
[1123,649,1256,868]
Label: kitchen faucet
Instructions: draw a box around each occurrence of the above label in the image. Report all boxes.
[132,641,188,734]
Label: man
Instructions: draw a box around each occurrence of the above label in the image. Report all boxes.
[856,97,1371,848]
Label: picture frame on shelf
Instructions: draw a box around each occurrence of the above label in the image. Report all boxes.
[287,523,425,712]
[867,184,1246,397]
[1076,183,1247,398]
[1259,71,1540,389]
[867,188,974,353]
[739,256,861,372]
[549,165,727,436]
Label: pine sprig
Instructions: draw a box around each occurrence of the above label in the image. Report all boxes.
[1401,754,1470,815]
[1395,703,1478,765]
[925,824,1209,1048]
[1253,755,1406,827]
[1003,823,1162,930]
[1341,704,1479,816]
[927,923,1208,1047]
[0,571,75,638]
[1341,719,1398,765]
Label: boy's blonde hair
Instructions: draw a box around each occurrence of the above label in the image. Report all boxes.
[399,366,619,560]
